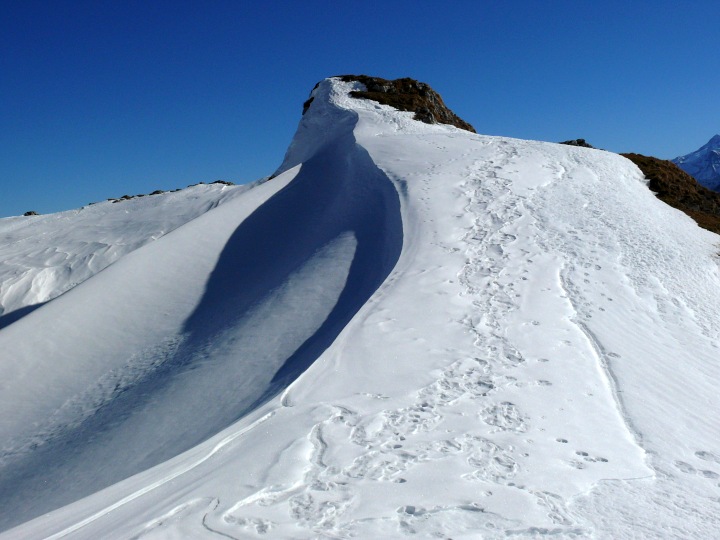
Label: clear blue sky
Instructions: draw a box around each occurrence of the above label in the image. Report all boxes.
[2,0,718,217]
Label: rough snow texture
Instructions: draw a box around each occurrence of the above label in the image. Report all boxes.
[0,183,249,329]
[2,77,720,539]
[673,134,720,191]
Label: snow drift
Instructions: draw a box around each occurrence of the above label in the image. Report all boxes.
[0,82,401,531]
[1,77,719,539]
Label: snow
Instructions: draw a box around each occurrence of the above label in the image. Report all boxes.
[0,183,250,328]
[1,77,720,538]
[673,134,720,191]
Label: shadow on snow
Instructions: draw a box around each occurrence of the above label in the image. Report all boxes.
[0,133,403,532]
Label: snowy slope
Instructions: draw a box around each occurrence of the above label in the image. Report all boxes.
[0,183,249,329]
[673,134,720,191]
[2,78,720,539]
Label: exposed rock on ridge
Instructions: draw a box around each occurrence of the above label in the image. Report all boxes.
[327,75,476,133]
[560,138,596,149]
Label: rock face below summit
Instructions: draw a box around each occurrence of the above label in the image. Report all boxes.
[320,75,476,133]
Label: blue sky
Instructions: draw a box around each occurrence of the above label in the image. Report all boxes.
[1,0,718,217]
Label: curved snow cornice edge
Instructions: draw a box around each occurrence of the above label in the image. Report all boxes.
[274,76,476,177]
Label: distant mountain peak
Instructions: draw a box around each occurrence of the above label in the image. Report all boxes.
[304,75,476,133]
[672,135,720,192]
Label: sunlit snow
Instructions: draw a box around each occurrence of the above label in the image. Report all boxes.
[1,77,719,539]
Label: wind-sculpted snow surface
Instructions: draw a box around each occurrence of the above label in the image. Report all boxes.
[0,85,402,531]
[3,78,720,539]
[0,183,247,329]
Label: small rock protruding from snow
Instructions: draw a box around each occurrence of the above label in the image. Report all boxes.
[560,138,596,149]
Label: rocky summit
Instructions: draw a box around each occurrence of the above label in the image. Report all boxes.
[304,75,476,133]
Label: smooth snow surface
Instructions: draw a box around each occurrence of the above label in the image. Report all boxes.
[2,78,720,539]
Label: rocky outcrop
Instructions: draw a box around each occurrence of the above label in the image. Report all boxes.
[560,139,596,149]
[332,75,476,133]
[623,153,720,235]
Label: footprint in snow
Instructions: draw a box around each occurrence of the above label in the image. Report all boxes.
[695,450,720,464]
[674,461,696,474]
[480,402,527,433]
[575,451,608,463]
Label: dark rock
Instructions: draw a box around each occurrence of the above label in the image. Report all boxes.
[335,75,476,133]
[302,97,314,115]
[211,180,235,186]
[560,139,596,149]
[150,190,166,195]
[23,211,39,216]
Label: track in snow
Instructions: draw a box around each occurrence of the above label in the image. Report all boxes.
[0,134,402,532]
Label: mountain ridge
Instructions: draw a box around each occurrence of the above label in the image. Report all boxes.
[2,76,719,539]
[672,134,720,191]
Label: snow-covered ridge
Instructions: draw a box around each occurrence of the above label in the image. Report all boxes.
[3,76,720,539]
[0,182,250,328]
[0,76,403,533]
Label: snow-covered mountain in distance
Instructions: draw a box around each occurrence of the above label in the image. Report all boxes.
[1,77,719,539]
[673,134,720,191]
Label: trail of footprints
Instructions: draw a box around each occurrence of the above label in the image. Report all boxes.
[674,450,720,484]
[155,146,596,537]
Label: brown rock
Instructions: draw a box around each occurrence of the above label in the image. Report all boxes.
[333,75,476,133]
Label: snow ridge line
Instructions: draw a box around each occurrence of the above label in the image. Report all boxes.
[0,183,247,323]
[564,275,648,453]
[554,260,652,473]
[544,154,650,465]
[44,410,275,539]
